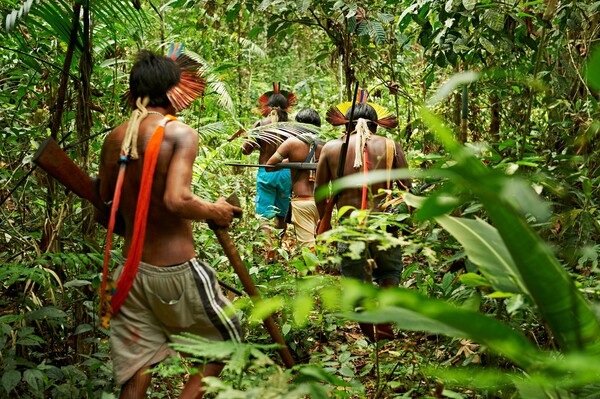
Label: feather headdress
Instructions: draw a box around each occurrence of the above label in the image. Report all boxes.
[326,89,398,129]
[165,43,206,112]
[124,43,206,112]
[244,121,322,149]
[257,82,296,117]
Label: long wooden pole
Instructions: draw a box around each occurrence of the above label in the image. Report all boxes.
[209,195,295,368]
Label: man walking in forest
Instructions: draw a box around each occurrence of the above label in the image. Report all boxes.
[96,49,242,399]
[266,108,323,249]
[315,100,411,341]
[241,83,296,260]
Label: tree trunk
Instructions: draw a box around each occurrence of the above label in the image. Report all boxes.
[490,92,500,142]
[76,3,95,245]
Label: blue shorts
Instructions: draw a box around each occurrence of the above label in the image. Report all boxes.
[255,167,291,219]
[337,241,403,285]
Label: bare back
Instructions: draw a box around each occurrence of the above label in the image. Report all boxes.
[315,133,410,216]
[266,136,322,197]
[99,115,198,265]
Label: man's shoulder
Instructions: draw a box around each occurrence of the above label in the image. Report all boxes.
[323,138,343,149]
[165,119,195,133]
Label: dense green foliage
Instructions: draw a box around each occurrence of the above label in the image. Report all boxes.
[1,0,599,397]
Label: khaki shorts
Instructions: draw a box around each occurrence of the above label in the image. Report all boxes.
[110,258,241,385]
[290,197,318,248]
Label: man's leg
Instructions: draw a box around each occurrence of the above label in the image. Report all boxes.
[119,367,152,399]
[179,362,224,399]
[371,243,403,341]
[275,215,287,230]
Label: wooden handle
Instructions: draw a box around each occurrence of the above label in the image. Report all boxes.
[33,137,105,210]
[210,194,295,368]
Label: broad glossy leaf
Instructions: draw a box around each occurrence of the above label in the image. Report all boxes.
[480,37,496,54]
[483,10,504,32]
[463,0,477,11]
[341,281,542,368]
[586,46,600,91]
[2,370,20,394]
[23,369,44,392]
[420,108,600,355]
[435,215,527,294]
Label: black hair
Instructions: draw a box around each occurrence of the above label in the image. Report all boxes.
[295,108,321,127]
[344,103,377,132]
[129,50,181,108]
[267,93,289,121]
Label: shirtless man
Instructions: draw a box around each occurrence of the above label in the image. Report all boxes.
[242,91,293,259]
[96,50,242,399]
[242,93,292,230]
[266,109,322,248]
[315,102,410,341]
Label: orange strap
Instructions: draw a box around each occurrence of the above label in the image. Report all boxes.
[99,163,126,321]
[361,147,369,210]
[100,115,177,320]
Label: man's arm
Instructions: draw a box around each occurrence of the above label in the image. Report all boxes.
[394,142,412,190]
[265,139,292,170]
[314,143,333,218]
[164,123,242,226]
[94,138,126,235]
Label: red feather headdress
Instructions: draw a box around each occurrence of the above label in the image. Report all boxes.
[326,89,398,129]
[257,82,296,117]
[166,43,206,112]
[124,43,206,112]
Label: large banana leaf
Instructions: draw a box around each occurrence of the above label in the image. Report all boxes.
[324,111,600,355]
[404,194,528,295]
[419,108,600,355]
[435,215,527,294]
[339,280,542,369]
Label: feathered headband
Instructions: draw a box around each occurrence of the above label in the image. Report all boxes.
[325,89,398,129]
[257,82,296,117]
[125,43,207,112]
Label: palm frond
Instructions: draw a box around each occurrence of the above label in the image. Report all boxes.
[235,35,267,59]
[183,49,236,115]
[241,121,323,151]
[4,0,36,32]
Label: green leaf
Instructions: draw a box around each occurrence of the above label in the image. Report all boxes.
[586,45,600,92]
[293,295,314,327]
[462,0,477,11]
[459,272,492,287]
[427,71,479,107]
[23,369,44,392]
[2,370,21,393]
[339,365,355,377]
[295,365,351,386]
[249,297,284,323]
[64,279,91,288]
[370,20,386,45]
[483,10,504,31]
[435,215,527,294]
[342,281,542,368]
[74,324,93,335]
[296,0,310,13]
[420,108,600,355]
[377,13,395,24]
[480,37,496,54]
[26,306,67,322]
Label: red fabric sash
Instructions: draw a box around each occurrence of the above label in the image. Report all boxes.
[361,147,369,210]
[99,115,177,324]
